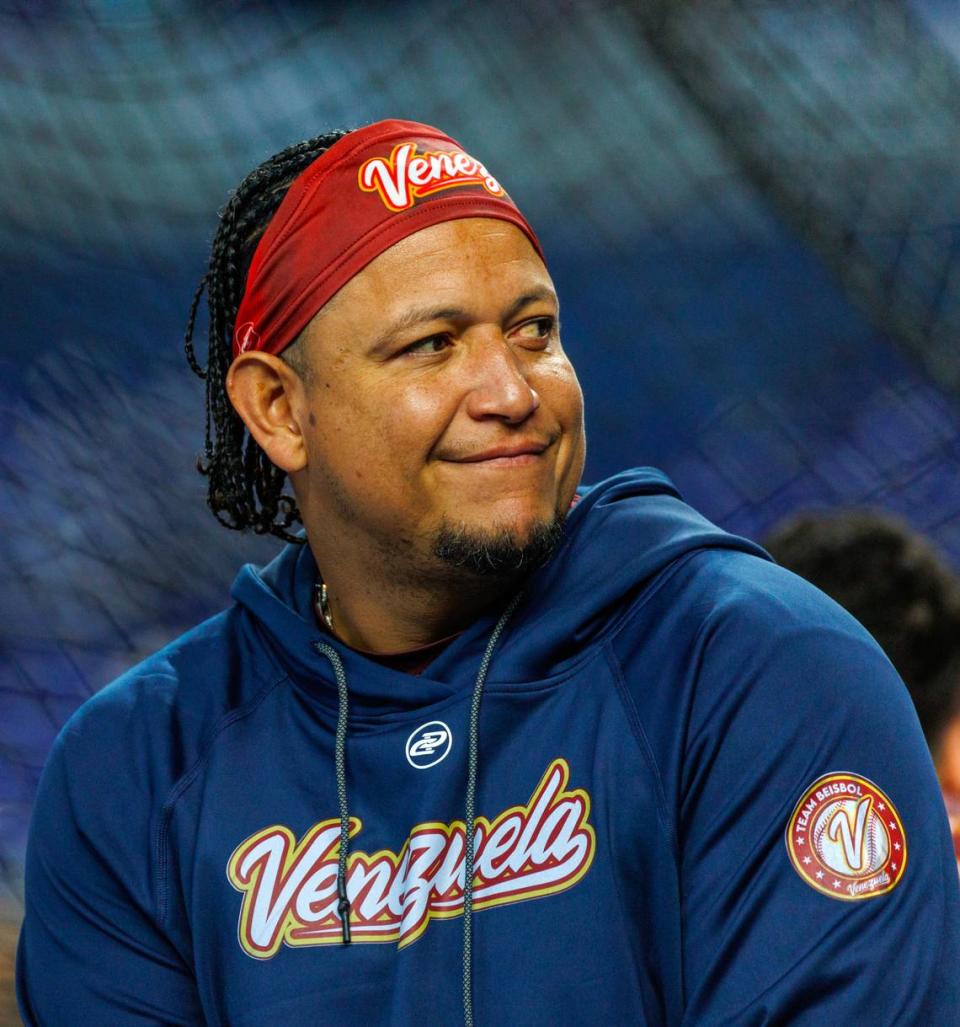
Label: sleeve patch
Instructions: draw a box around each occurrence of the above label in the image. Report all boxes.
[786,772,907,901]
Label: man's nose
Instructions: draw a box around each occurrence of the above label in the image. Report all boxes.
[463,336,541,424]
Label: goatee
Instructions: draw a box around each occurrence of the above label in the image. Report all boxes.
[432,514,567,578]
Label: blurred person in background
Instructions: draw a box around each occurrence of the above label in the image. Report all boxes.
[765,510,960,873]
[0,918,16,1027]
[15,120,960,1024]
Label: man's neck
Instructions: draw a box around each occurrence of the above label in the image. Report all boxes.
[311,544,514,654]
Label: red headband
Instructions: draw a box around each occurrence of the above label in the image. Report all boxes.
[232,119,545,358]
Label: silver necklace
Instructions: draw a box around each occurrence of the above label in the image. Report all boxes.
[316,580,334,631]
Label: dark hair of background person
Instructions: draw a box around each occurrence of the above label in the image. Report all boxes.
[764,511,960,755]
[183,128,351,543]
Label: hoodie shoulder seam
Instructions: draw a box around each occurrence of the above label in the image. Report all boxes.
[603,641,679,860]
[153,670,289,925]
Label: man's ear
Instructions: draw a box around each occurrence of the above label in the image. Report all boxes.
[226,352,309,474]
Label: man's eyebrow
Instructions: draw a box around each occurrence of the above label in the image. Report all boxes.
[368,306,467,353]
[368,287,558,354]
[502,286,558,323]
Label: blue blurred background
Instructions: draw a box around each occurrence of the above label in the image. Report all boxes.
[2,1,959,1019]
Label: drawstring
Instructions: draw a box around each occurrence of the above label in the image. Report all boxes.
[462,593,523,1027]
[314,591,523,1025]
[314,641,352,943]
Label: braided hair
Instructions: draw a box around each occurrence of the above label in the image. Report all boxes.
[184,129,351,543]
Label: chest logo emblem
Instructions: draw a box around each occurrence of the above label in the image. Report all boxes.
[405,720,452,769]
[227,758,595,957]
[786,772,907,900]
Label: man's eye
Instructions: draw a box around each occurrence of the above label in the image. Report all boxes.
[514,317,555,342]
[402,334,451,356]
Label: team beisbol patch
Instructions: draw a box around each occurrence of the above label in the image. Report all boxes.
[786,772,906,901]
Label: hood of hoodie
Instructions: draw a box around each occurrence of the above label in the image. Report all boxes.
[230,468,769,720]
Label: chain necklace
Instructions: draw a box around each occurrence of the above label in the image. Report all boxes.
[315,580,335,632]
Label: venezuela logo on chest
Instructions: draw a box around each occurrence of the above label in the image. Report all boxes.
[227,758,595,958]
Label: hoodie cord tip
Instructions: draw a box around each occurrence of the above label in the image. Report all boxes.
[338,894,352,944]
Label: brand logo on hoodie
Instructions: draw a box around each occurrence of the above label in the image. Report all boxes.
[405,720,452,769]
[227,758,595,957]
[358,142,504,212]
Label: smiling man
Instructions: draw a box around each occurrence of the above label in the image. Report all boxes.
[17,120,960,1025]
[231,213,584,653]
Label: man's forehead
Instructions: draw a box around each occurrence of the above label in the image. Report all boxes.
[312,219,555,329]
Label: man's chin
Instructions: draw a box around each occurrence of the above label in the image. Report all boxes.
[431,513,567,578]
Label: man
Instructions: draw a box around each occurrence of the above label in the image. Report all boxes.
[765,510,960,874]
[17,120,960,1024]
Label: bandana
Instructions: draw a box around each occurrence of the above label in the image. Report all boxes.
[232,119,544,358]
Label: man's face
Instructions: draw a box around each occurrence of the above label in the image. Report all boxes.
[293,217,586,580]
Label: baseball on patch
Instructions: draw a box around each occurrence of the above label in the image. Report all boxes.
[786,772,906,901]
[811,797,890,876]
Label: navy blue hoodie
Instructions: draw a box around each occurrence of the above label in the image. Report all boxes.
[17,470,960,1024]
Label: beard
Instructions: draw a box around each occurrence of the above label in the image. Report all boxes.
[431,511,567,578]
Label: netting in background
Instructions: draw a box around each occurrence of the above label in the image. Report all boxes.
[632,0,960,548]
[1,0,959,952]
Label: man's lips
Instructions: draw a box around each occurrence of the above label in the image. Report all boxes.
[444,440,552,464]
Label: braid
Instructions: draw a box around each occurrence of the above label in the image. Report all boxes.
[184,130,351,542]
